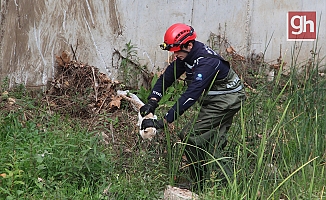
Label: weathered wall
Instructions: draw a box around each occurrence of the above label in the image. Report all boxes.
[0,0,325,88]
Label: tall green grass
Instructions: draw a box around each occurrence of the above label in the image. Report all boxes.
[203,57,326,199]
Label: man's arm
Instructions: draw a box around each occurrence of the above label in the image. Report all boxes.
[148,59,186,102]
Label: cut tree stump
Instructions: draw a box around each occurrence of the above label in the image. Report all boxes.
[163,185,199,200]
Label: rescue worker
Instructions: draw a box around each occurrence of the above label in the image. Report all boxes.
[140,23,246,190]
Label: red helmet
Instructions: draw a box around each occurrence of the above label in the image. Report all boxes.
[160,23,197,52]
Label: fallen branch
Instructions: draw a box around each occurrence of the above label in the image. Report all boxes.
[91,67,98,102]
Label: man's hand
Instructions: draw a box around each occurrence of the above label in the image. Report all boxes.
[141,119,164,130]
[140,99,158,117]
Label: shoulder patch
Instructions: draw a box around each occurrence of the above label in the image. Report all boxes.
[196,73,203,81]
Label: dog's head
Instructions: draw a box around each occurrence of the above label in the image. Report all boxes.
[139,127,157,141]
[137,112,157,141]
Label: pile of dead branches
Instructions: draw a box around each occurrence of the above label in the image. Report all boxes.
[45,51,122,118]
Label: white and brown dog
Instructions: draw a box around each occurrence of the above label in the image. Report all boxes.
[117,90,157,140]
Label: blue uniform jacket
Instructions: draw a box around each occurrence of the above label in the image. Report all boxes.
[149,41,230,123]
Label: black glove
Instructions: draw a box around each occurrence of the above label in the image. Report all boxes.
[140,99,158,117]
[141,119,164,130]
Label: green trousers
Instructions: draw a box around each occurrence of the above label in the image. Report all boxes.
[179,90,246,187]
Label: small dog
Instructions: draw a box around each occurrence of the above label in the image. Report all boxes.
[117,90,157,140]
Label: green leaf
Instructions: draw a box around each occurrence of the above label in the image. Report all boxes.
[13,181,25,185]
[37,164,46,170]
[16,190,24,196]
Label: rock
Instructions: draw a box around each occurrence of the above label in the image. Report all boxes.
[8,97,16,105]
[163,185,199,200]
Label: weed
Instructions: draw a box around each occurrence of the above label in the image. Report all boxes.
[1,77,9,92]
[119,41,150,90]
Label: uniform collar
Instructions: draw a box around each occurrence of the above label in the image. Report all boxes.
[183,41,201,66]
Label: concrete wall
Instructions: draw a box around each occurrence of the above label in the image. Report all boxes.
[0,0,325,88]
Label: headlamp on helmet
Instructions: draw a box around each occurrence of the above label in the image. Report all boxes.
[160,42,179,51]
